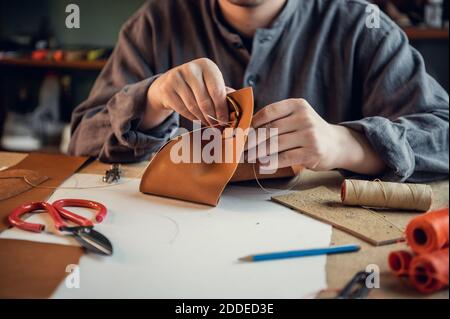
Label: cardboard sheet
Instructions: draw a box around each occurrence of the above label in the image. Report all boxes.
[272,187,405,246]
[1,174,332,299]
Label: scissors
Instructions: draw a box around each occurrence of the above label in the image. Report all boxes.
[8,199,113,256]
[336,271,372,299]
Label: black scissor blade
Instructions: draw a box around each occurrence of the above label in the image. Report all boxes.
[336,271,371,299]
[68,227,113,256]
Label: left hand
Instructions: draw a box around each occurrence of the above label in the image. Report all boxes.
[245,98,386,174]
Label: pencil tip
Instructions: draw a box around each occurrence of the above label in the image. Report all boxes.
[238,256,252,262]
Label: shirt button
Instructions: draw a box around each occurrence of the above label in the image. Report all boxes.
[259,35,273,43]
[233,42,244,49]
[247,75,259,87]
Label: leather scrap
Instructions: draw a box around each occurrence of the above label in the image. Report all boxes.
[0,169,48,201]
[0,153,88,232]
[231,162,300,183]
[0,239,83,298]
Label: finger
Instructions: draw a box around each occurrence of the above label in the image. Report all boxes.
[279,148,316,169]
[244,127,278,151]
[251,100,294,128]
[163,91,197,122]
[262,113,311,136]
[202,65,229,124]
[169,71,206,123]
[226,86,236,94]
[182,67,217,126]
[246,116,314,151]
[176,75,210,125]
[260,148,310,169]
[244,119,295,152]
[170,75,199,118]
[247,110,316,151]
[247,131,309,161]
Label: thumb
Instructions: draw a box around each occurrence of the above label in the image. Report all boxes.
[225,86,236,94]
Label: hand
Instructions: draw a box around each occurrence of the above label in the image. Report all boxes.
[246,98,386,175]
[141,58,229,130]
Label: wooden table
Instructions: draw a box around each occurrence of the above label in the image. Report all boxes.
[1,152,448,299]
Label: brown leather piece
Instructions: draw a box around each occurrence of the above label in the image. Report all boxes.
[230,163,301,182]
[0,153,88,232]
[140,88,302,206]
[0,169,48,201]
[0,239,83,299]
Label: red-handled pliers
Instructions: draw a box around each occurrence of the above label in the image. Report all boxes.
[8,199,113,256]
[53,199,107,225]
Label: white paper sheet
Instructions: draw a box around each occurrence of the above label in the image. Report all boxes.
[1,173,331,299]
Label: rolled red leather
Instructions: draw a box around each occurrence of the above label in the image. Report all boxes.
[409,248,449,294]
[406,208,449,255]
[388,250,414,277]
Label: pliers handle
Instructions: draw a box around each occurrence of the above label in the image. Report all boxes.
[8,199,107,233]
[52,199,107,225]
[8,202,66,233]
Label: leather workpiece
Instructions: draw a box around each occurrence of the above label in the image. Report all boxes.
[0,169,48,201]
[140,87,299,206]
[0,153,88,232]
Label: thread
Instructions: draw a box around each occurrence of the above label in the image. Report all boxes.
[341,179,433,211]
[20,177,133,190]
[406,207,449,255]
[251,162,303,195]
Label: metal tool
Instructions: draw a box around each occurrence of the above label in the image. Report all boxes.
[102,164,122,184]
[8,199,113,256]
[336,271,373,299]
[226,96,241,128]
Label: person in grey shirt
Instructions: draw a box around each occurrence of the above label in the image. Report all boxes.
[69,0,449,182]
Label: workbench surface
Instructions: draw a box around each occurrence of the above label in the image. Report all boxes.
[1,152,448,299]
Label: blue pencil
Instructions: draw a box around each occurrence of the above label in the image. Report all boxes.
[239,244,361,262]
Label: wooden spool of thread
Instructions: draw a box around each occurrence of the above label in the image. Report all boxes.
[409,248,449,294]
[406,208,449,255]
[341,179,433,211]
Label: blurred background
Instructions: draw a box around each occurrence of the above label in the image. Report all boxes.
[0,0,448,154]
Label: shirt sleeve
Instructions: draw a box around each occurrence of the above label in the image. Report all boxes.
[340,20,449,183]
[68,6,179,163]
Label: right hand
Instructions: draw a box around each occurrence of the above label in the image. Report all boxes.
[143,58,230,129]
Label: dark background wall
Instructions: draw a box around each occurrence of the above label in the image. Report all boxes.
[1,0,447,91]
[412,39,449,91]
[0,0,448,152]
[0,0,145,47]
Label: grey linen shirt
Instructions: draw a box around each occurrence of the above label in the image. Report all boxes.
[69,0,449,182]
